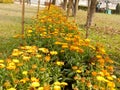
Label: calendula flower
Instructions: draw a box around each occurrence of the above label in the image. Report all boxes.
[27,30,33,33]
[54,81,61,86]
[91,71,97,76]
[6,62,16,70]
[53,85,61,90]
[12,59,19,63]
[107,82,115,88]
[76,70,82,73]
[22,71,28,75]
[36,54,42,58]
[96,76,109,82]
[39,48,49,53]
[31,82,40,87]
[22,56,31,61]
[7,88,16,90]
[3,81,11,88]
[45,55,51,62]
[56,61,64,66]
[0,63,5,68]
[38,87,44,90]
[0,60,4,63]
[50,51,58,55]
[31,77,39,82]
[60,82,68,86]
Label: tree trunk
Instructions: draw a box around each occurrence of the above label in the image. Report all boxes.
[63,0,67,10]
[48,0,52,10]
[85,0,97,38]
[72,0,79,19]
[67,0,73,19]
[22,0,25,34]
[52,0,56,5]
[37,0,40,13]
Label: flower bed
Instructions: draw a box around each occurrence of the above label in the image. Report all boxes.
[0,5,119,90]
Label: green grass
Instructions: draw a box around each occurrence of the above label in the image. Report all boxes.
[75,10,120,62]
[0,3,37,58]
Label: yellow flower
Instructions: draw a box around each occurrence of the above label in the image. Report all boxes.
[96,76,109,82]
[56,61,64,66]
[22,71,28,75]
[0,60,4,63]
[50,51,58,55]
[27,30,33,33]
[60,82,68,86]
[54,81,61,86]
[20,78,29,83]
[38,87,44,90]
[12,59,19,63]
[53,85,61,90]
[31,82,40,87]
[39,48,49,53]
[23,56,31,61]
[7,88,16,90]
[36,54,42,58]
[45,55,51,62]
[3,81,11,88]
[91,71,97,76]
[31,77,39,82]
[0,63,5,68]
[107,82,115,88]
[76,70,82,73]
[107,76,113,81]
[6,62,16,70]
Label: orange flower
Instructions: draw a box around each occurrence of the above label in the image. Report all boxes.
[45,55,51,62]
[91,71,97,76]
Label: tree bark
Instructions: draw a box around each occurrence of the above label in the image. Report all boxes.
[85,0,97,38]
[63,0,67,10]
[48,0,52,10]
[52,0,56,5]
[22,0,25,34]
[72,0,79,19]
[67,0,73,19]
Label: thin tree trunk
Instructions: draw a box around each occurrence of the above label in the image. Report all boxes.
[52,0,56,5]
[67,0,73,19]
[37,0,40,18]
[22,0,25,35]
[63,0,67,10]
[73,0,79,20]
[85,0,97,38]
[48,0,52,10]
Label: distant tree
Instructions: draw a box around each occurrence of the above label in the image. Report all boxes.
[85,0,97,38]
[116,3,120,14]
[72,0,79,18]
[66,0,79,19]
[67,0,73,18]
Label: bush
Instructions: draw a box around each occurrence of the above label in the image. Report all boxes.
[0,5,119,90]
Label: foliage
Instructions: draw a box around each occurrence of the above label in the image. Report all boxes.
[0,0,14,3]
[116,3,120,14]
[0,5,119,90]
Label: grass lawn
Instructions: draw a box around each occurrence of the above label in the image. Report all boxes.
[0,3,120,64]
[0,3,37,58]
